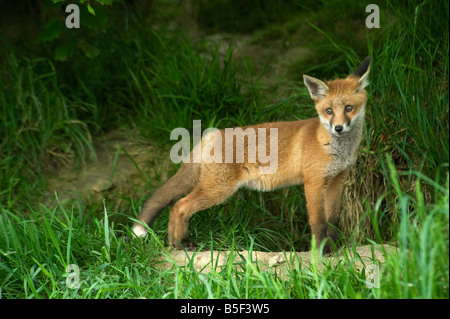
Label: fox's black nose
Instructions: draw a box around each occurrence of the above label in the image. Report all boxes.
[334,125,344,133]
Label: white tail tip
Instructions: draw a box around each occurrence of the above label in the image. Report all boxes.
[132,223,148,238]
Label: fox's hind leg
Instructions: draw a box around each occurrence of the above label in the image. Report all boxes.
[132,163,200,238]
[168,182,237,250]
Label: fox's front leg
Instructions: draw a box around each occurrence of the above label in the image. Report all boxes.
[304,181,329,253]
[324,169,349,243]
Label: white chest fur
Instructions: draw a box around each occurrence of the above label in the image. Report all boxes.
[325,113,364,177]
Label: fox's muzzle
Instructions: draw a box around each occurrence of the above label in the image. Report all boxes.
[334,125,344,133]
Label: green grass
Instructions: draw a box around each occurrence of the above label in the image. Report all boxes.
[0,167,448,298]
[0,0,448,299]
[378,166,449,298]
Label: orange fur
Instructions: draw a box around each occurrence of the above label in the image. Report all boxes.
[133,57,371,253]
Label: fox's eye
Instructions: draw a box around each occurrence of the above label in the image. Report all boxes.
[325,108,333,115]
[345,105,353,112]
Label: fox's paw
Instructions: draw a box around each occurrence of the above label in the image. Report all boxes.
[182,241,198,251]
[322,241,334,257]
[170,240,198,251]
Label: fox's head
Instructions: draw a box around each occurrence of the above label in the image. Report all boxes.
[303,57,371,137]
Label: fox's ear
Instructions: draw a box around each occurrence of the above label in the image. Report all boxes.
[303,74,329,101]
[351,56,371,92]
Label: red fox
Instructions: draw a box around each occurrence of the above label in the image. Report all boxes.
[132,57,371,253]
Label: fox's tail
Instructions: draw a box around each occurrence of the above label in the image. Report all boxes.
[132,163,200,237]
